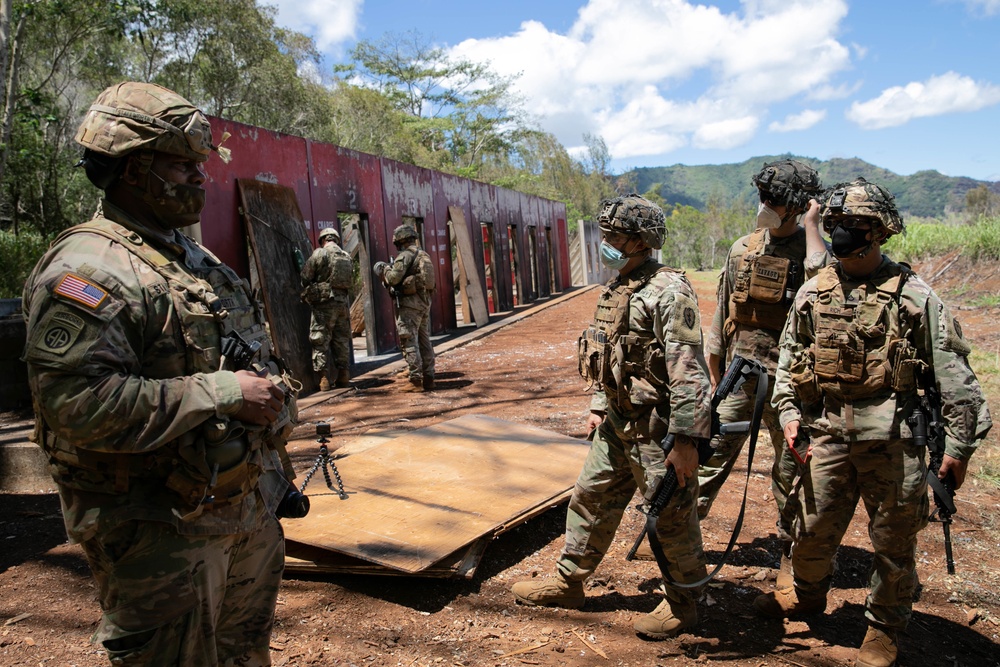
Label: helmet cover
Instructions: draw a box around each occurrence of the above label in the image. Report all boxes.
[392,225,418,244]
[319,227,340,243]
[752,159,823,212]
[75,81,229,163]
[597,194,666,249]
[821,177,904,240]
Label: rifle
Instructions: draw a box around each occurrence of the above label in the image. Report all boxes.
[625,355,767,584]
[907,375,957,574]
[373,257,401,308]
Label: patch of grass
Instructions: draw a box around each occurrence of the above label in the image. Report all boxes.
[969,294,1000,308]
[967,349,1000,489]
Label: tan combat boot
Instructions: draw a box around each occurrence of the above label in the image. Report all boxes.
[631,540,654,561]
[335,369,351,388]
[633,597,697,640]
[511,577,585,609]
[753,586,826,618]
[856,626,898,667]
[318,376,331,392]
[776,541,794,589]
[400,379,424,393]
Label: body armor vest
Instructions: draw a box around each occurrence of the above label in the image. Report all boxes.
[578,261,672,411]
[797,263,922,401]
[728,228,801,333]
[40,217,295,517]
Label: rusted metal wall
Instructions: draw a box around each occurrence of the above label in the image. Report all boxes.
[201,117,568,355]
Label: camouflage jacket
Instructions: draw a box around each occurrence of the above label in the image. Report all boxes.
[589,259,711,440]
[773,255,992,460]
[22,201,293,543]
[707,226,828,375]
[383,245,432,312]
[301,242,352,300]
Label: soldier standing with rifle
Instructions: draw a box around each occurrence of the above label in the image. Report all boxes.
[374,224,436,392]
[757,178,992,667]
[301,226,353,391]
[510,194,712,640]
[697,159,829,587]
[22,82,298,665]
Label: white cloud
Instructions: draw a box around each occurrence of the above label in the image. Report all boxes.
[268,0,362,51]
[449,0,852,160]
[769,109,827,132]
[958,0,1000,16]
[846,72,1000,129]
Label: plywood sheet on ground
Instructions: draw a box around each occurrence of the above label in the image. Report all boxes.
[282,414,589,574]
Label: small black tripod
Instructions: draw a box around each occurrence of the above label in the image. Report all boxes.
[299,422,349,500]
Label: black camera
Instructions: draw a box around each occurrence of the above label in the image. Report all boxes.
[276,486,310,519]
[316,422,331,437]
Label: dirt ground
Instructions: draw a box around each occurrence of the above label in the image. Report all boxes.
[2,252,999,667]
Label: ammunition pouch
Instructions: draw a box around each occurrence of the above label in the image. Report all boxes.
[401,274,418,295]
[578,326,609,386]
[301,281,332,305]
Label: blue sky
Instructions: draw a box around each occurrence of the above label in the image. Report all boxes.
[268,0,1000,182]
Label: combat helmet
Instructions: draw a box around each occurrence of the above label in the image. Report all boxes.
[319,227,340,244]
[751,159,823,213]
[597,194,666,249]
[821,178,904,241]
[75,81,229,164]
[392,225,419,245]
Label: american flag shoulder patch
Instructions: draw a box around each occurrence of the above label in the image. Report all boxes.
[54,273,108,309]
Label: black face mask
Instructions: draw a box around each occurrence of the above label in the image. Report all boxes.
[831,225,871,258]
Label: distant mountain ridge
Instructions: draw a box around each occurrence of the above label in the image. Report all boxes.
[629,154,1000,218]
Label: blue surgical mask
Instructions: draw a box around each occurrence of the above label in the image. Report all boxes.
[599,240,629,270]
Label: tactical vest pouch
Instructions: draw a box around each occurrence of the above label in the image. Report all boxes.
[578,326,607,385]
[400,275,418,295]
[790,349,821,405]
[414,252,436,293]
[301,281,333,305]
[329,254,353,291]
[889,338,921,392]
[855,301,887,338]
[747,255,790,304]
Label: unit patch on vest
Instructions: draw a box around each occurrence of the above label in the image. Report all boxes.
[39,310,86,355]
[54,273,107,309]
[669,294,702,346]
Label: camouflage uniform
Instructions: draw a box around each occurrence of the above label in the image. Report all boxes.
[772,256,992,632]
[700,226,828,536]
[383,244,435,385]
[566,257,712,607]
[22,82,295,666]
[301,240,352,379]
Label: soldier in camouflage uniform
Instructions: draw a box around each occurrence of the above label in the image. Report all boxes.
[21,82,298,666]
[376,225,436,392]
[301,226,352,391]
[511,195,712,640]
[697,160,829,586]
[755,179,992,667]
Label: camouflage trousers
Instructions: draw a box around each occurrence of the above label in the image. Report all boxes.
[309,294,350,374]
[791,434,929,631]
[558,407,706,605]
[697,373,798,540]
[81,511,284,666]
[396,304,434,383]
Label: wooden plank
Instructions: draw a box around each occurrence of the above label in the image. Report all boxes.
[448,207,490,327]
[281,414,589,574]
[237,179,316,390]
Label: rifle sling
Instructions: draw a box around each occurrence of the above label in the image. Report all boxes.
[642,362,769,589]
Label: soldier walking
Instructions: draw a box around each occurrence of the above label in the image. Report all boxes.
[301,226,353,391]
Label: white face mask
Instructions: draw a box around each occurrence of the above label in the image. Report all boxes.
[756,203,782,229]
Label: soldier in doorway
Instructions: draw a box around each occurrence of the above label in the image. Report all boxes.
[301,226,353,391]
[375,224,437,392]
